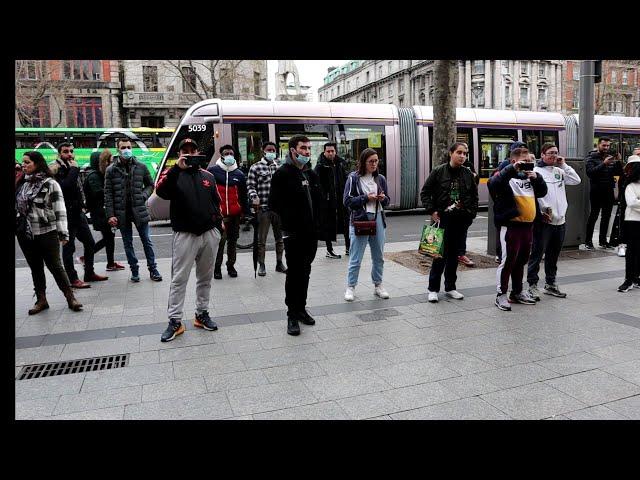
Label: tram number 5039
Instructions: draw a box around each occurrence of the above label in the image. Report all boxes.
[187,124,207,132]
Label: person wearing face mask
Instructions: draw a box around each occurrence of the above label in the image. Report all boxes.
[488,147,547,311]
[208,144,250,279]
[269,135,325,336]
[104,138,162,283]
[50,142,107,289]
[421,142,478,303]
[247,141,287,276]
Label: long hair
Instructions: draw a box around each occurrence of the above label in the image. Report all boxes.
[357,148,379,176]
[99,148,113,175]
[23,151,52,177]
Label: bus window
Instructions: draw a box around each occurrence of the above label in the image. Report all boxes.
[156,131,173,148]
[622,134,640,158]
[276,124,333,169]
[335,124,386,176]
[232,123,269,173]
[68,132,98,148]
[478,129,517,178]
[15,133,41,149]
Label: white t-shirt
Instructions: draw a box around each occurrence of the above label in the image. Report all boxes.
[359,174,378,214]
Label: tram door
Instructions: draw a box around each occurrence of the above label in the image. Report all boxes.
[232,123,269,175]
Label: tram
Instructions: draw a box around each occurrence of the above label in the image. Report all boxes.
[147,99,640,220]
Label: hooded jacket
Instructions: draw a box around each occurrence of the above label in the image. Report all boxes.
[585,149,623,190]
[207,159,249,217]
[83,152,108,230]
[533,159,581,225]
[104,155,154,227]
[156,164,223,236]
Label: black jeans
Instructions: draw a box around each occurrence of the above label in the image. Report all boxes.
[283,235,318,315]
[624,221,640,282]
[62,212,96,281]
[94,225,115,265]
[428,215,471,292]
[17,230,71,294]
[586,187,615,245]
[326,212,350,252]
[527,221,566,287]
[215,216,241,269]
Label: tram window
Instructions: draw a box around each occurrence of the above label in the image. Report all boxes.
[523,130,541,158]
[276,123,333,169]
[456,128,474,172]
[232,123,269,171]
[621,134,640,158]
[163,121,216,170]
[334,124,386,176]
[478,129,517,178]
[542,131,559,149]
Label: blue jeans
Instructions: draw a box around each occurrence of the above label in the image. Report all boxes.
[120,221,157,271]
[347,213,385,287]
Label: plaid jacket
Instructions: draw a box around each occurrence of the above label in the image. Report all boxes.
[247,158,278,210]
[22,178,69,240]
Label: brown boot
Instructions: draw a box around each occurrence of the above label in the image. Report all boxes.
[63,288,83,312]
[28,291,49,315]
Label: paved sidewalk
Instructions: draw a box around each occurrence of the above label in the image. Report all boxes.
[14,237,640,420]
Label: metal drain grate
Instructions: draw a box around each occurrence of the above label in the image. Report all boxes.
[356,308,402,322]
[17,354,129,380]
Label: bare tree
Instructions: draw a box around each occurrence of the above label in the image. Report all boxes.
[432,60,459,167]
[15,60,71,127]
[162,60,248,100]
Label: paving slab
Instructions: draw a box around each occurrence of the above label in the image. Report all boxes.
[601,360,640,386]
[564,405,628,420]
[125,392,233,420]
[226,380,317,416]
[252,401,350,420]
[372,358,459,388]
[15,372,85,401]
[534,352,613,376]
[545,370,640,406]
[390,397,510,420]
[302,370,391,402]
[204,370,269,393]
[142,378,207,402]
[602,395,640,419]
[172,353,246,380]
[81,362,174,392]
[381,382,461,413]
[44,406,126,420]
[239,344,326,370]
[15,397,60,420]
[54,386,142,415]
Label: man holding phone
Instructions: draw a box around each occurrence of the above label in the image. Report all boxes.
[488,147,548,311]
[527,143,581,300]
[585,137,623,249]
[155,138,224,342]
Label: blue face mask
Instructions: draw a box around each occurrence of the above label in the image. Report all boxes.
[296,153,311,166]
[265,152,277,161]
[223,155,235,166]
[121,148,133,160]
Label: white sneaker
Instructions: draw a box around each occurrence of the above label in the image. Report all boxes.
[374,285,390,299]
[445,290,464,300]
[427,290,439,303]
[618,245,626,257]
[344,286,355,302]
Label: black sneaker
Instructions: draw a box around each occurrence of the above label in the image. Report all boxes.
[345,248,350,256]
[258,263,267,276]
[298,310,315,325]
[599,242,614,250]
[227,266,238,278]
[275,262,287,274]
[633,279,640,289]
[194,311,218,331]
[161,320,185,342]
[287,316,300,336]
[149,268,163,282]
[326,251,341,259]
[584,242,595,251]
[618,280,633,292]
[214,267,222,280]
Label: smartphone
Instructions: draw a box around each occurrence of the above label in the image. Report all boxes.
[184,154,207,168]
[521,162,534,171]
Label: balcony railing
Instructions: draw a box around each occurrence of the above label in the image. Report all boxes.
[123,92,201,106]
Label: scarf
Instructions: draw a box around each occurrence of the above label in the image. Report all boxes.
[16,173,48,239]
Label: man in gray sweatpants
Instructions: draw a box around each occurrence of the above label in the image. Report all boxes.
[155,138,224,342]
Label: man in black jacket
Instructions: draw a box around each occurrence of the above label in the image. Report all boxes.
[51,142,107,288]
[156,138,224,342]
[314,142,350,258]
[269,135,324,336]
[585,137,623,249]
[104,138,161,282]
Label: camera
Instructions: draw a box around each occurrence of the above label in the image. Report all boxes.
[184,154,207,168]
[521,162,534,171]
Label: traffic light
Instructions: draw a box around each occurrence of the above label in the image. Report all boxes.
[594,60,602,83]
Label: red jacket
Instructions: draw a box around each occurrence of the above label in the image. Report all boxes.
[207,160,249,217]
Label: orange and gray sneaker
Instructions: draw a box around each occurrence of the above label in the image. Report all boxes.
[161,320,185,342]
[194,311,218,331]
[458,255,475,267]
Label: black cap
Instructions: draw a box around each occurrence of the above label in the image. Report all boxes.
[178,138,198,150]
[509,141,527,152]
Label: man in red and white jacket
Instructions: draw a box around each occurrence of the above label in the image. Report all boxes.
[208,145,250,279]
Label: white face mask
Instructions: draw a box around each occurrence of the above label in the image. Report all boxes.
[223,155,236,166]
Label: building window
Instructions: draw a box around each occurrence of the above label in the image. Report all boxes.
[611,70,617,84]
[346,80,350,91]
[220,68,233,94]
[379,86,383,98]
[472,60,485,75]
[539,62,546,77]
[573,63,580,80]
[65,97,103,127]
[538,88,547,108]
[181,66,197,92]
[62,60,102,80]
[429,86,434,105]
[399,79,404,93]
[356,77,360,87]
[366,71,370,82]
[572,91,580,109]
[20,97,51,127]
[378,65,383,78]
[254,72,261,96]
[420,76,426,89]
[622,70,628,85]
[505,84,512,106]
[388,61,393,73]
[520,86,529,107]
[520,61,529,75]
[141,116,164,128]
[388,83,393,96]
[502,60,510,74]
[143,66,158,92]
[18,60,38,80]
[399,96,404,107]
[337,85,341,95]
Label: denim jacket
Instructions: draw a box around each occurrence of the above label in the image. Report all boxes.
[343,171,390,227]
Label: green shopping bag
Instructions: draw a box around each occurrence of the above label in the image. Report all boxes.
[418,221,445,257]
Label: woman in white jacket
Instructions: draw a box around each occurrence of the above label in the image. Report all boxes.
[618,155,640,292]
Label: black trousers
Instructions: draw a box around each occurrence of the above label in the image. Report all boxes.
[215,216,241,269]
[428,216,471,292]
[624,221,640,282]
[62,212,96,281]
[325,211,350,252]
[17,230,71,294]
[586,187,615,245]
[527,221,566,287]
[283,235,318,315]
[94,225,115,265]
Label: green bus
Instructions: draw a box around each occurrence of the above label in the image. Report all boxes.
[15,127,174,177]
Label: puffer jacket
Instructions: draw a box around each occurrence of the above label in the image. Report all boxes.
[585,149,623,190]
[104,155,153,227]
[207,159,249,217]
[83,152,108,231]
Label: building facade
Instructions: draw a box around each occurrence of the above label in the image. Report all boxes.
[319,60,565,112]
[120,60,268,128]
[15,60,123,128]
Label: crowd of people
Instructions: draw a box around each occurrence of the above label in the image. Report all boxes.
[14,136,640,342]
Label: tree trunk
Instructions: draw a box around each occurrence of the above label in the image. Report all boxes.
[432,60,459,167]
